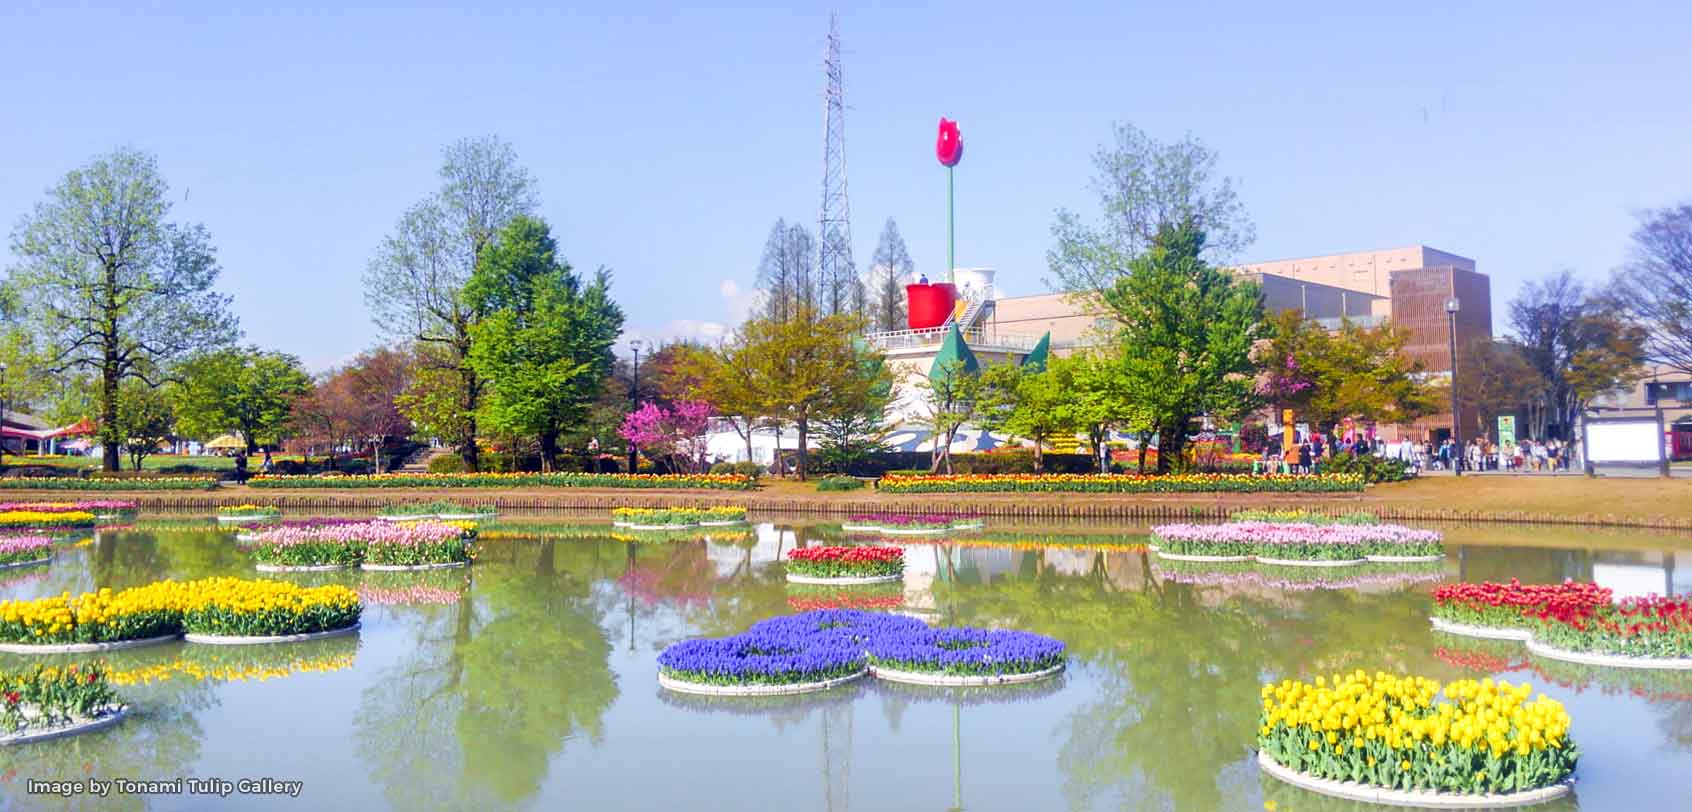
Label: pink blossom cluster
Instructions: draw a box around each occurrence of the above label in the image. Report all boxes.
[0,536,53,556]
[1150,521,1442,548]
[249,520,462,548]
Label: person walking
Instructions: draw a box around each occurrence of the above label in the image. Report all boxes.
[261,448,274,475]
[233,450,249,484]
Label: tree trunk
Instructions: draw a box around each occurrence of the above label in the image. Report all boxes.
[1137,431,1150,475]
[1157,423,1187,474]
[742,418,755,465]
[539,430,560,473]
[458,347,481,472]
[100,363,120,472]
[1032,439,1044,474]
[796,415,810,480]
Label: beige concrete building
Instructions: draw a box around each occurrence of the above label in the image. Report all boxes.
[1236,246,1475,300]
[1590,365,1692,460]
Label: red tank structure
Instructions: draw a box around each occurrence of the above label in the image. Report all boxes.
[906,283,958,330]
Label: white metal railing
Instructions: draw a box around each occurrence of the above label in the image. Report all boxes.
[863,325,1043,353]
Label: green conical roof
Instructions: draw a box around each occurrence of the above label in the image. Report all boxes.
[929,323,980,386]
[1020,331,1051,372]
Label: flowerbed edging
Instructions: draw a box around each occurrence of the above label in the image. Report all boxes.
[1257,751,1573,809]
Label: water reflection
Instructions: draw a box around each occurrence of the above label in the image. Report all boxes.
[0,518,1686,810]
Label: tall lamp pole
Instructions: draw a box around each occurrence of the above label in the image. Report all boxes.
[627,340,643,474]
[1445,297,1462,477]
[0,362,8,460]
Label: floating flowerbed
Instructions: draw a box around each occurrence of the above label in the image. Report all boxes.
[0,477,217,491]
[0,501,138,521]
[1228,509,1379,525]
[377,501,495,520]
[1150,521,1443,564]
[0,577,362,651]
[611,506,747,529]
[1431,580,1692,668]
[878,472,1364,494]
[250,472,757,490]
[216,504,281,523]
[657,628,868,696]
[0,509,96,530]
[864,627,1066,686]
[658,609,1065,694]
[0,537,54,570]
[1257,671,1577,804]
[179,578,361,644]
[248,520,471,571]
[840,514,983,535]
[785,546,904,584]
[1,663,127,746]
[234,518,370,543]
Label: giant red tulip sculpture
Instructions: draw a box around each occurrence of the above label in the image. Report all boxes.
[937,117,962,284]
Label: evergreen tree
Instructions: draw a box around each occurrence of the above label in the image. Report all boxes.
[466,216,625,471]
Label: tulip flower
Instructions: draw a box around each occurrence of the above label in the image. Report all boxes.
[936,118,963,166]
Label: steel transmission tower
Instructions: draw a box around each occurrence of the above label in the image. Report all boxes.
[818,14,857,316]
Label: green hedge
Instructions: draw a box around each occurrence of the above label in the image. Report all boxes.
[249,472,757,490]
[877,473,1365,494]
[815,475,865,492]
[0,477,220,491]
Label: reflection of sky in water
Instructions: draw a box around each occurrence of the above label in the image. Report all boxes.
[0,518,1688,811]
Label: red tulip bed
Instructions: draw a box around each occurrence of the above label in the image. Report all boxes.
[1432,579,1692,664]
[785,546,904,580]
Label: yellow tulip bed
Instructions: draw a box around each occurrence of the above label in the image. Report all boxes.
[612,506,748,528]
[0,510,97,529]
[1258,671,1578,796]
[2,663,120,735]
[0,578,361,646]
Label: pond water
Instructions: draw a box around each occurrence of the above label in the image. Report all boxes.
[3,516,1692,811]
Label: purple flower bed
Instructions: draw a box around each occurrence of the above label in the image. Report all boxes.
[659,609,1067,688]
[748,608,927,641]
[657,628,866,686]
[863,627,1066,677]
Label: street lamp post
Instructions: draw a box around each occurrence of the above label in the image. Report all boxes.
[627,340,643,474]
[0,362,7,461]
[1445,297,1461,477]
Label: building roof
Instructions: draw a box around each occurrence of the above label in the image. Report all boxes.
[1021,332,1051,372]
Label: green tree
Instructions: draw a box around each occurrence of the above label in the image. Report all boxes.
[364,136,537,472]
[670,335,771,463]
[740,306,880,479]
[1048,122,1255,296]
[1100,223,1264,472]
[466,216,624,471]
[172,347,311,451]
[113,380,174,470]
[977,360,1081,473]
[916,359,985,474]
[1254,309,1436,433]
[1453,338,1546,442]
[4,147,238,470]
[812,342,895,473]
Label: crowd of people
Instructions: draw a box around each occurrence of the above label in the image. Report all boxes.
[1260,431,1575,474]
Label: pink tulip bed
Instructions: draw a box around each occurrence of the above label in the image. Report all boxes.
[1150,521,1444,562]
[249,520,471,569]
[0,536,54,567]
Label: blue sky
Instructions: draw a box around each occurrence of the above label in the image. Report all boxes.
[3,1,1689,370]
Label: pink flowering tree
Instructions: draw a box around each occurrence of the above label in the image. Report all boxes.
[618,400,713,474]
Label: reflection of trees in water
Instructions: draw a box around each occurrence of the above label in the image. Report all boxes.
[91,528,252,588]
[0,673,216,812]
[926,545,1435,812]
[354,539,619,811]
